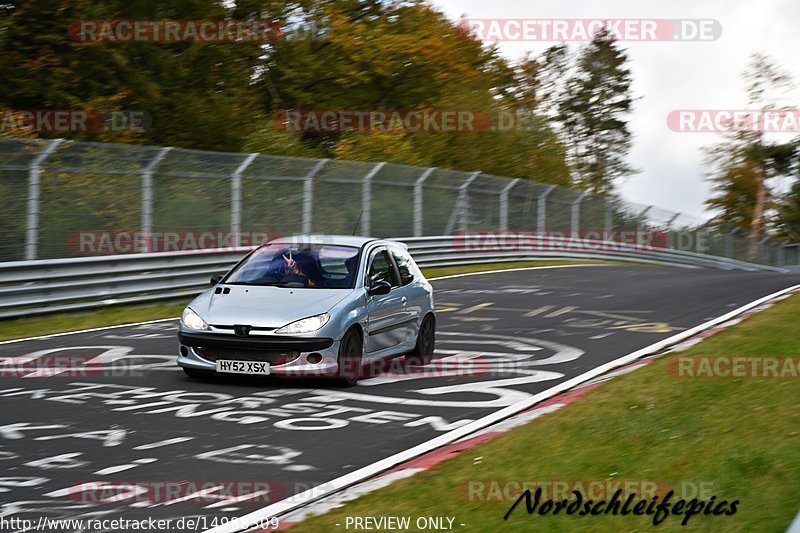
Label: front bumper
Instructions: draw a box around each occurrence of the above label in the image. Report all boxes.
[177,330,340,378]
[178,331,334,352]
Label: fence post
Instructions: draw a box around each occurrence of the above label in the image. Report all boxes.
[230,153,258,248]
[140,147,172,253]
[302,159,328,234]
[758,236,770,265]
[637,205,653,233]
[414,167,436,237]
[499,178,519,232]
[25,139,64,261]
[725,227,739,258]
[604,203,614,234]
[665,212,681,249]
[570,191,588,235]
[360,162,386,237]
[787,243,800,266]
[537,184,557,234]
[445,171,479,234]
[778,242,787,267]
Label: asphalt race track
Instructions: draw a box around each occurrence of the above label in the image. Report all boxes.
[0,265,798,532]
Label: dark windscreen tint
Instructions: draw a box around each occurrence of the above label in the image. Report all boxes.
[225,244,360,288]
[368,250,399,287]
[391,249,415,285]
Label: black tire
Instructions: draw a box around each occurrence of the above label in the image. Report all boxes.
[406,314,435,366]
[335,328,363,387]
[183,367,213,380]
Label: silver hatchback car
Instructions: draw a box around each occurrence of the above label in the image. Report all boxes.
[177,235,436,386]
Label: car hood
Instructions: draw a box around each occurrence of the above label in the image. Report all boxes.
[190,285,353,328]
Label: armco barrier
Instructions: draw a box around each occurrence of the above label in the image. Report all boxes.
[0,234,788,319]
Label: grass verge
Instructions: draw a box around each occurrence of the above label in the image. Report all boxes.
[296,293,800,532]
[0,260,597,342]
[0,301,189,342]
[422,259,605,278]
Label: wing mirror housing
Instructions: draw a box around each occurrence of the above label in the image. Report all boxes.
[210,274,224,286]
[367,280,391,296]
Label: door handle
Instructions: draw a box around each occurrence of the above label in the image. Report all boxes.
[401,296,408,305]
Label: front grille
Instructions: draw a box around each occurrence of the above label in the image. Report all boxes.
[210,325,277,332]
[194,347,300,364]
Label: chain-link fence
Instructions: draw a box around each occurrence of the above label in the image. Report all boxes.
[1,136,798,267]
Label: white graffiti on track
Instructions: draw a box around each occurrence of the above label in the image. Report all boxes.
[0,331,584,429]
[0,384,476,431]
[0,345,176,379]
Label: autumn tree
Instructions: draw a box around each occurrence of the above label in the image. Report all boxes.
[246,0,570,184]
[704,54,798,256]
[2,0,571,184]
[0,0,264,150]
[557,29,636,194]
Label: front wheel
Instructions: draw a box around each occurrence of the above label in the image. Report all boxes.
[335,328,363,387]
[406,314,435,366]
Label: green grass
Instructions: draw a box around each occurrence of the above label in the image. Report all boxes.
[295,294,800,532]
[0,300,190,342]
[0,260,596,342]
[422,259,604,278]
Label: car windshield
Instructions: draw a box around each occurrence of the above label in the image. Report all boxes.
[224,243,360,289]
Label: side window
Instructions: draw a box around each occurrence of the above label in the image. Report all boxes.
[391,249,415,286]
[368,250,400,287]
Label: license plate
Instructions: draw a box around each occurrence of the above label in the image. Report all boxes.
[215,360,270,375]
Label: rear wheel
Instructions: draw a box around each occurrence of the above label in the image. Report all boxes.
[335,328,363,387]
[406,314,435,366]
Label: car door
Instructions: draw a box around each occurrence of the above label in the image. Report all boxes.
[389,247,423,348]
[364,248,407,355]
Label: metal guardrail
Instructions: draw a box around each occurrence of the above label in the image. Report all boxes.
[0,234,788,319]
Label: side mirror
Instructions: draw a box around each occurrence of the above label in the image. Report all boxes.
[367,280,391,296]
[210,274,224,286]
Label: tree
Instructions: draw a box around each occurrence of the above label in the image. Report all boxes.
[514,45,568,121]
[1,0,573,185]
[704,54,798,256]
[705,137,762,232]
[774,177,800,241]
[557,28,636,194]
[246,0,571,184]
[0,0,264,150]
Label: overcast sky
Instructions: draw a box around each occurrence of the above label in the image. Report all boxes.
[432,0,800,221]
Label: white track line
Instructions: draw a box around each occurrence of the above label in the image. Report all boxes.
[204,282,800,533]
[0,264,601,345]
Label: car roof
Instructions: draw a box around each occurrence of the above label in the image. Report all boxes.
[268,235,406,249]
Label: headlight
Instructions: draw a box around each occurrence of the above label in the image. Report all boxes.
[275,313,330,334]
[181,307,209,330]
